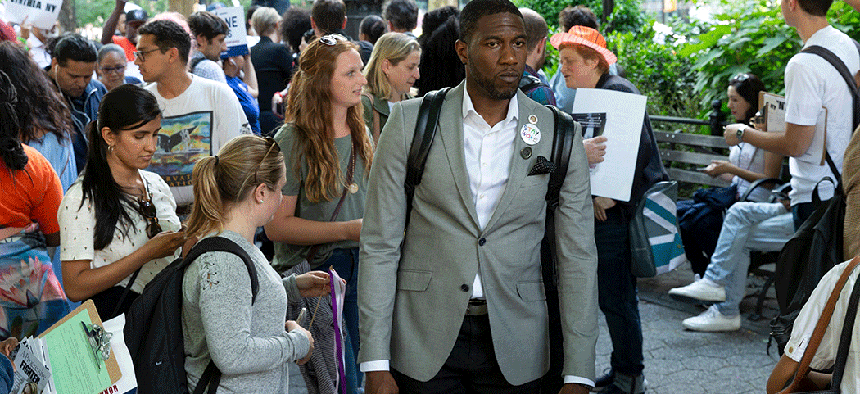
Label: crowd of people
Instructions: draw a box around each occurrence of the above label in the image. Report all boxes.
[0,0,859,393]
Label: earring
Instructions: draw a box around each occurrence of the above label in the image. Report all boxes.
[258,199,264,203]
[107,145,114,153]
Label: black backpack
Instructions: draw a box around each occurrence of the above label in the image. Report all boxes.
[404,88,579,393]
[124,237,259,394]
[770,42,860,355]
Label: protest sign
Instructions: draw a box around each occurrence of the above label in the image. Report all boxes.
[212,6,248,57]
[3,0,62,30]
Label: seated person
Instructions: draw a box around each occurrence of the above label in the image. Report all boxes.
[766,259,860,393]
[678,74,782,277]
[669,197,795,332]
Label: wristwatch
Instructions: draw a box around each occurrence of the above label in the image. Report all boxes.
[736,126,747,143]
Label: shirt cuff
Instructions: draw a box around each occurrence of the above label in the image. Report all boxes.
[360,360,389,372]
[564,375,595,388]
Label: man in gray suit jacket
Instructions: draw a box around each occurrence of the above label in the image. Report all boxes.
[358,0,599,393]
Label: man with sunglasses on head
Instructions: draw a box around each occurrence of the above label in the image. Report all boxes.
[134,19,250,213]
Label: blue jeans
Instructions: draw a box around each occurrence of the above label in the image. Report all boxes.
[324,248,362,391]
[595,208,644,376]
[704,202,794,316]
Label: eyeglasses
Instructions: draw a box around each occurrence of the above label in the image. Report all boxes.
[133,47,162,61]
[319,34,347,46]
[136,184,162,238]
[100,65,126,74]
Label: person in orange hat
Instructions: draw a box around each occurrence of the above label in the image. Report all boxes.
[550,25,667,394]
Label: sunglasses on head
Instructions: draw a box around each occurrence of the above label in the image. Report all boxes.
[319,34,348,46]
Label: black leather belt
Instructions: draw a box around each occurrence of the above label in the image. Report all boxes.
[466,299,487,315]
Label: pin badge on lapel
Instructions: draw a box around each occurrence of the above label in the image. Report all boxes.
[520,124,541,145]
[528,114,538,124]
[520,147,532,159]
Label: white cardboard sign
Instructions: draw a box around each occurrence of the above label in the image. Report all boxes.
[3,0,62,30]
[212,6,248,57]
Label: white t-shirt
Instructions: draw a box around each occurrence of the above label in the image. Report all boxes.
[729,143,768,201]
[58,170,181,294]
[784,25,859,204]
[785,259,860,393]
[145,75,250,205]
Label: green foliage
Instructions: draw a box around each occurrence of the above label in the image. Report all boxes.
[610,20,704,117]
[680,0,860,115]
[512,0,646,33]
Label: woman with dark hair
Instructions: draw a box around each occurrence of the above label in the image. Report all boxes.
[59,84,187,321]
[674,73,783,278]
[264,35,372,394]
[415,14,464,95]
[0,42,77,192]
[0,69,70,339]
[182,134,327,392]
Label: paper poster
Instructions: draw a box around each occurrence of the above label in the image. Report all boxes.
[97,315,136,394]
[3,0,62,29]
[212,6,248,57]
[572,88,647,202]
[758,92,785,133]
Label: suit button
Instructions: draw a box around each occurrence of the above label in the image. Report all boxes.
[478,238,486,246]
[461,284,469,292]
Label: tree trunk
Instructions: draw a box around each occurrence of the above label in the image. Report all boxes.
[602,0,614,30]
[169,0,195,17]
[59,0,76,33]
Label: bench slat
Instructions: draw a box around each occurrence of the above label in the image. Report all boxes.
[660,150,728,166]
[667,168,731,187]
[654,131,730,149]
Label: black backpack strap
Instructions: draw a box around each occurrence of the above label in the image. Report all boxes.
[185,237,258,394]
[542,105,578,288]
[830,267,860,388]
[185,236,259,305]
[545,105,577,208]
[405,87,450,225]
[518,73,543,95]
[799,44,860,191]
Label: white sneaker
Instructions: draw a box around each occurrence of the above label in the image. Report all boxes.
[668,278,726,302]
[682,305,741,332]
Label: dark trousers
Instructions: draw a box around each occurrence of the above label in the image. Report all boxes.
[391,315,541,394]
[595,207,644,376]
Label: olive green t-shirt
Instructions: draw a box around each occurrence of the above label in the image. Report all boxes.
[272,123,368,272]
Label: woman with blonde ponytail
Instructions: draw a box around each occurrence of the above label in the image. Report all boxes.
[182,134,330,393]
[264,34,372,394]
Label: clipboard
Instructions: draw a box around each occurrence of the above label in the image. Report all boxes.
[39,300,122,391]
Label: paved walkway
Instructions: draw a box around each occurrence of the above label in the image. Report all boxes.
[289,263,781,394]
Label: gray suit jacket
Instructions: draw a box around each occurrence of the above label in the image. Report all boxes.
[358,81,599,385]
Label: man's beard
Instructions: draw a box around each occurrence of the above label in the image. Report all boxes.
[468,62,518,101]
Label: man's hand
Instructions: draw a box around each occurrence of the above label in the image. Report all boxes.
[296,271,333,297]
[583,136,607,165]
[559,383,590,394]
[366,370,399,394]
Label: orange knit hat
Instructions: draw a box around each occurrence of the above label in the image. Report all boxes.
[550,26,617,66]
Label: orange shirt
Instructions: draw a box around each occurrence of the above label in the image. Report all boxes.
[0,144,62,234]
[112,35,136,62]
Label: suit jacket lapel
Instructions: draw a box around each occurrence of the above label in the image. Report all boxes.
[484,91,539,232]
[438,82,481,228]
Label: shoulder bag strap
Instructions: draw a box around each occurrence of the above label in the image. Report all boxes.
[405,87,449,226]
[542,105,577,287]
[829,256,860,388]
[780,256,860,393]
[363,93,382,145]
[305,141,357,262]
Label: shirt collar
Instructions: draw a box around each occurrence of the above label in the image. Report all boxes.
[462,80,519,125]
